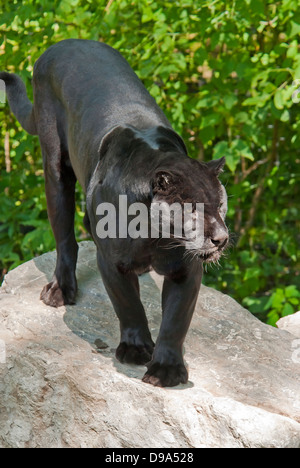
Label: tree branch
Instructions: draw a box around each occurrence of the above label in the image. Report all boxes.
[4,130,11,173]
[238,120,279,244]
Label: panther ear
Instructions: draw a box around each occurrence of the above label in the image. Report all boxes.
[98,126,122,159]
[98,126,135,160]
[206,157,226,175]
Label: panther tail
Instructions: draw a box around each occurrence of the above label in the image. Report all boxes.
[0,72,37,135]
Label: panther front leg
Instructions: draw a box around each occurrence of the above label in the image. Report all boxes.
[39,140,78,308]
[97,252,155,365]
[143,261,202,387]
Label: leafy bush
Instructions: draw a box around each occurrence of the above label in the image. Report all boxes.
[0,0,299,325]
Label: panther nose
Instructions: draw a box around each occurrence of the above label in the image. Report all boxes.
[211,231,228,248]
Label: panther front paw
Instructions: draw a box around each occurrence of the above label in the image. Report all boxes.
[142,361,188,387]
[40,277,77,307]
[116,341,154,365]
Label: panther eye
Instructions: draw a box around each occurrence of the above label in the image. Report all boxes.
[218,202,223,210]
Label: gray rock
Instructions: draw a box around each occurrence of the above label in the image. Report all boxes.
[0,241,299,448]
[277,311,300,338]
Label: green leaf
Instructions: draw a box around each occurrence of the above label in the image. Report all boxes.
[280,109,290,122]
[243,94,270,107]
[141,7,154,23]
[244,267,261,281]
[200,113,221,129]
[285,285,300,298]
[223,94,238,110]
[231,139,254,161]
[235,112,249,123]
[213,141,229,159]
[287,40,298,58]
[282,303,294,317]
[290,21,300,38]
[225,151,240,173]
[274,89,285,110]
[289,298,300,305]
[57,0,73,14]
[267,310,280,327]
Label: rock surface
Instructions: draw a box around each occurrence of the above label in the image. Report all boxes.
[277,311,300,338]
[0,241,299,448]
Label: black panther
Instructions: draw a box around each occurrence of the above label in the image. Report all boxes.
[0,40,228,387]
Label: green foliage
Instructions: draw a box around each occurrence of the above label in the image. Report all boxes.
[0,0,299,324]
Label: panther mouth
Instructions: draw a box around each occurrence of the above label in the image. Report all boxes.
[197,250,218,262]
[197,237,229,263]
[197,246,226,263]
